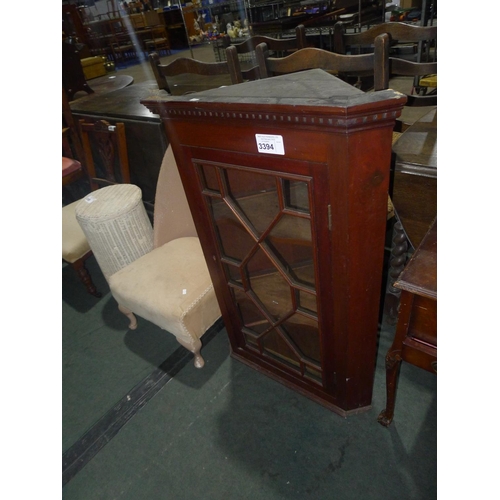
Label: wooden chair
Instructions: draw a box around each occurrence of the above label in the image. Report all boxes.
[62,119,131,298]
[86,30,112,60]
[255,33,390,91]
[129,12,146,29]
[333,21,437,106]
[145,25,171,56]
[384,26,437,131]
[225,24,307,81]
[149,46,243,94]
[388,53,437,108]
[333,21,436,55]
[143,9,161,28]
[110,33,139,64]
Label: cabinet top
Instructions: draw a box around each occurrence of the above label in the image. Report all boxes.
[142,69,406,125]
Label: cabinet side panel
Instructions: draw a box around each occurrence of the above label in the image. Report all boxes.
[327,124,394,410]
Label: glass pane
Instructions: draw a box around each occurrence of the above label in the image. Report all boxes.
[267,214,315,287]
[305,366,323,384]
[247,247,293,322]
[282,314,321,365]
[209,198,256,261]
[226,168,280,235]
[297,289,318,315]
[244,332,259,350]
[261,328,301,367]
[224,262,242,284]
[232,287,271,335]
[283,179,310,213]
[198,163,219,192]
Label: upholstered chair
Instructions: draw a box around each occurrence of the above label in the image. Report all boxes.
[105,146,222,368]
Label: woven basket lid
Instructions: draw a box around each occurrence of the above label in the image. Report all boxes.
[75,184,142,222]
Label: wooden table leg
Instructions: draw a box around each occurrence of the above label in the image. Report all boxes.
[377,349,402,427]
[383,218,409,324]
[378,291,413,427]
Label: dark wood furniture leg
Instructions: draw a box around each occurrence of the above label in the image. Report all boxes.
[70,257,101,298]
[377,293,411,426]
[383,217,409,324]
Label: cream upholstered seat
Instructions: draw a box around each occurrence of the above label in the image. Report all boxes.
[106,145,222,368]
[63,201,90,263]
[62,201,97,295]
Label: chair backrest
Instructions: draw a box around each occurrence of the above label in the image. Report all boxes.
[149,45,243,94]
[333,21,437,105]
[62,87,85,164]
[389,56,437,106]
[79,119,131,192]
[143,10,161,27]
[227,25,307,81]
[153,145,198,249]
[255,33,390,91]
[333,21,437,56]
[129,13,146,29]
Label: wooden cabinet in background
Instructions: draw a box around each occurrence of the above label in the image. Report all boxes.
[143,69,406,416]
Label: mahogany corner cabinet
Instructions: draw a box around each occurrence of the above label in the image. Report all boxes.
[143,69,407,417]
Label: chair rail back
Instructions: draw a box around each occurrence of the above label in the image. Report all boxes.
[149,46,243,93]
[333,21,437,55]
[256,33,390,91]
[225,25,307,81]
[389,57,437,106]
[333,21,437,106]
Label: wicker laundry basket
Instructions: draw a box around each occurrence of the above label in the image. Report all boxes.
[75,184,154,281]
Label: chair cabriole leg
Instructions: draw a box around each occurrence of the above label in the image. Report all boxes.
[177,337,205,368]
[118,304,138,330]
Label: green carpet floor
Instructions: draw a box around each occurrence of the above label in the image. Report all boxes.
[62,256,437,499]
[62,256,184,452]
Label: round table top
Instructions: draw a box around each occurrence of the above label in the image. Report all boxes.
[72,74,134,100]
